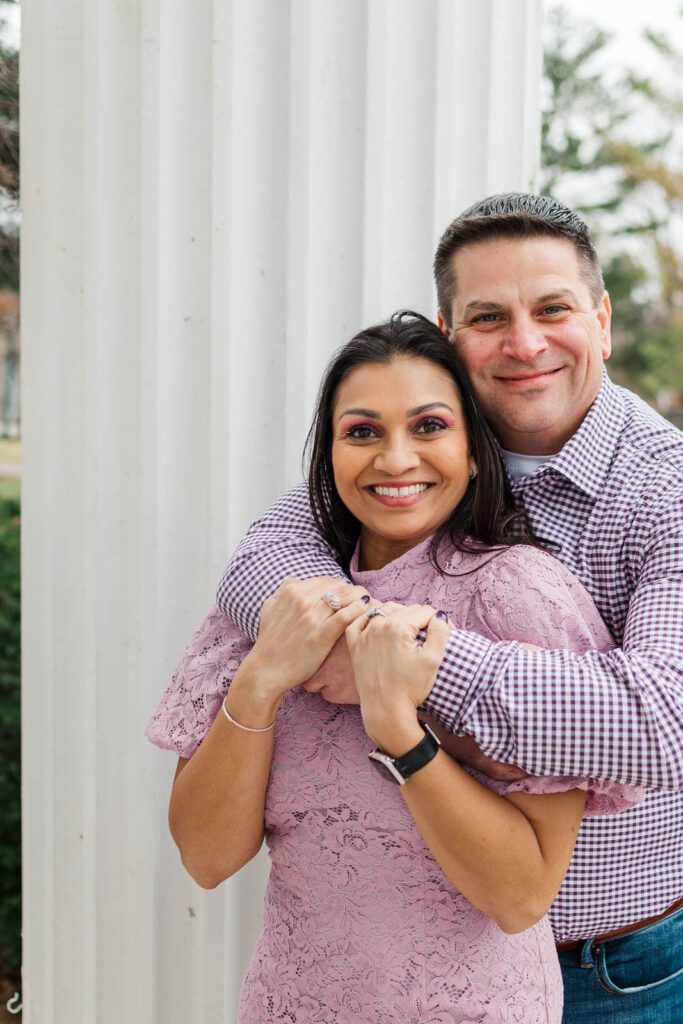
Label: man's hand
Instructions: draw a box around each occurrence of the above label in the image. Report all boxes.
[303,636,360,703]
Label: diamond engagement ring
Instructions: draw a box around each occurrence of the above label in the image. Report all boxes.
[322,591,343,610]
[365,607,387,620]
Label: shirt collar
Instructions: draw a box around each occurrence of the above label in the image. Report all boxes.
[512,370,625,500]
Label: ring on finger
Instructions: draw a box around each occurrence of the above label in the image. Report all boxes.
[321,591,343,610]
[365,607,387,620]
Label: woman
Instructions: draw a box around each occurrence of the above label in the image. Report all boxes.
[146,312,641,1023]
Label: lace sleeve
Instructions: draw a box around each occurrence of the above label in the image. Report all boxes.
[144,604,253,759]
[470,770,645,816]
[459,544,615,653]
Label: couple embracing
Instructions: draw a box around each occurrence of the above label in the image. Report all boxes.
[147,193,683,1023]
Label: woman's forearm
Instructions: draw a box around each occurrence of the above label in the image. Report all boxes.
[401,750,582,932]
[169,578,371,888]
[168,659,282,889]
[368,713,584,933]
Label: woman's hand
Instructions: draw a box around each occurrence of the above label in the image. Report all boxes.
[245,577,370,700]
[345,602,451,752]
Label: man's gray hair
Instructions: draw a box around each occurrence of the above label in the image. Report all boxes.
[434,192,604,324]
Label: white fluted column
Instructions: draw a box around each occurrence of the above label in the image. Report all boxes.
[21,1,542,1021]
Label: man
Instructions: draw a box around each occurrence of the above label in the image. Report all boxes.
[217,194,683,1021]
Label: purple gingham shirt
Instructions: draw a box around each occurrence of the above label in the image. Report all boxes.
[217,374,683,941]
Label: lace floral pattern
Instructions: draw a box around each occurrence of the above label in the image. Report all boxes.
[146,539,643,1023]
[146,608,252,758]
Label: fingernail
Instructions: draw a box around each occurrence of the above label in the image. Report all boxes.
[436,610,448,621]
[361,595,371,604]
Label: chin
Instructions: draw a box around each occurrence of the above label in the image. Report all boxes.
[386,526,436,545]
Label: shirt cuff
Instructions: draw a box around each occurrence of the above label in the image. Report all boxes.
[424,628,519,734]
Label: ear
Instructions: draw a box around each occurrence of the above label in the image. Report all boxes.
[597,292,612,360]
[437,311,450,338]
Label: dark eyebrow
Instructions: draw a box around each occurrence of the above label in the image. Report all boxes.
[337,406,381,421]
[535,289,579,305]
[407,402,455,416]
[337,402,455,422]
[462,289,580,318]
[462,300,506,317]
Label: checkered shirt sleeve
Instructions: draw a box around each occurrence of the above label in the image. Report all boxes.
[216,483,348,638]
[427,490,683,788]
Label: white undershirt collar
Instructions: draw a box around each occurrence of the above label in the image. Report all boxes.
[501,448,553,483]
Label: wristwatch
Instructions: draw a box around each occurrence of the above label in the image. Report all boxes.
[368,723,441,785]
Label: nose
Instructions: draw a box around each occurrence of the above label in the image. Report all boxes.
[373,435,421,476]
[501,315,548,362]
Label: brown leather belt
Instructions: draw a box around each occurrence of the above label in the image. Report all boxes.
[556,895,683,953]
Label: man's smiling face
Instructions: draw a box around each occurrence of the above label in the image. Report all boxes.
[442,236,612,455]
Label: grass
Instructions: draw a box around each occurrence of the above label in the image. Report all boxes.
[0,439,20,466]
[0,439,20,502]
[0,478,19,501]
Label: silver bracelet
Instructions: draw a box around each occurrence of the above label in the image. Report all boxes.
[221,696,276,733]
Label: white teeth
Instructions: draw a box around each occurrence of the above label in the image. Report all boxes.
[371,483,430,497]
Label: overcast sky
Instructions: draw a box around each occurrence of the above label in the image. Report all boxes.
[551,0,683,75]
[0,2,17,48]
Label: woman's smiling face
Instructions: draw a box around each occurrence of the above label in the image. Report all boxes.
[331,355,476,570]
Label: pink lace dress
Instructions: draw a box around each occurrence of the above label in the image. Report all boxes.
[146,539,643,1023]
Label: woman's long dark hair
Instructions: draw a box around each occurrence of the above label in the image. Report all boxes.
[305,311,541,573]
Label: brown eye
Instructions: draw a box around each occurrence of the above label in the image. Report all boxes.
[414,418,448,434]
[345,424,377,440]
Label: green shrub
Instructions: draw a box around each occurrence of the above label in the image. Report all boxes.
[0,496,20,980]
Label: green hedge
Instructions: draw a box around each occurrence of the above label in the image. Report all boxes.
[0,496,20,981]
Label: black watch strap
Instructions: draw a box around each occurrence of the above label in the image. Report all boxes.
[368,722,441,785]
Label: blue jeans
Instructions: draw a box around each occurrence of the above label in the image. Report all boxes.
[558,905,683,1023]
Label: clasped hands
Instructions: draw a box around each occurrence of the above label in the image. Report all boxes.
[250,575,444,699]
[246,576,525,780]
